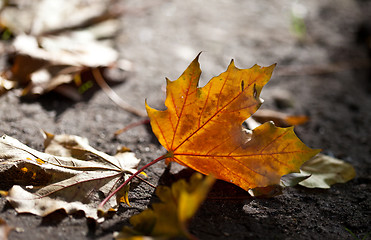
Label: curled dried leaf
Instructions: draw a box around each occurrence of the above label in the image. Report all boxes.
[0,134,140,220]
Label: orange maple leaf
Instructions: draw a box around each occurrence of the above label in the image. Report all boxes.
[146,54,320,191]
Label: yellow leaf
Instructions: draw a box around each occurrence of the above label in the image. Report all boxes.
[119,185,131,207]
[117,173,215,240]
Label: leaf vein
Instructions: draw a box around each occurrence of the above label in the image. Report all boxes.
[170,71,197,150]
[174,91,253,151]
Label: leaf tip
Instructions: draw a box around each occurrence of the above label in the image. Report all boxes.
[189,52,202,68]
[264,63,277,76]
[227,59,236,71]
[196,51,202,60]
[191,55,202,74]
[144,98,153,113]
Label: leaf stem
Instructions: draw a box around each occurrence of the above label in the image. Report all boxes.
[98,153,170,210]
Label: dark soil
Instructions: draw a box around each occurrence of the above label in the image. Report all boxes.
[1,0,370,239]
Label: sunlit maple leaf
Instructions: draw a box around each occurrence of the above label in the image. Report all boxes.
[0,133,140,220]
[146,54,320,191]
[116,173,215,240]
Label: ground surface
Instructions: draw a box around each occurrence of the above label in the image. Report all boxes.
[0,0,370,239]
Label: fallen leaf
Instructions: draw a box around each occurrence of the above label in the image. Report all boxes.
[0,1,143,116]
[0,133,140,220]
[280,172,311,187]
[0,218,14,240]
[0,35,117,99]
[0,33,140,114]
[146,54,320,191]
[116,173,215,240]
[298,153,356,188]
[6,34,119,98]
[0,0,116,36]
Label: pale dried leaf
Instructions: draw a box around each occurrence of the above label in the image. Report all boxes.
[255,154,356,192]
[280,172,311,187]
[298,154,356,188]
[7,33,119,98]
[0,0,111,35]
[12,34,118,69]
[0,134,140,220]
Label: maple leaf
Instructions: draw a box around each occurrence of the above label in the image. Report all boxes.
[0,133,140,220]
[145,54,320,191]
[116,173,215,240]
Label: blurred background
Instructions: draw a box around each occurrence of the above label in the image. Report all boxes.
[0,0,370,239]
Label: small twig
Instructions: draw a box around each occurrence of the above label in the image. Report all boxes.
[92,67,147,117]
[114,118,150,137]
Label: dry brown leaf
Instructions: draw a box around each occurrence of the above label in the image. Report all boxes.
[0,133,140,220]
[278,153,356,189]
[8,34,119,97]
[0,0,114,35]
[299,154,356,188]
